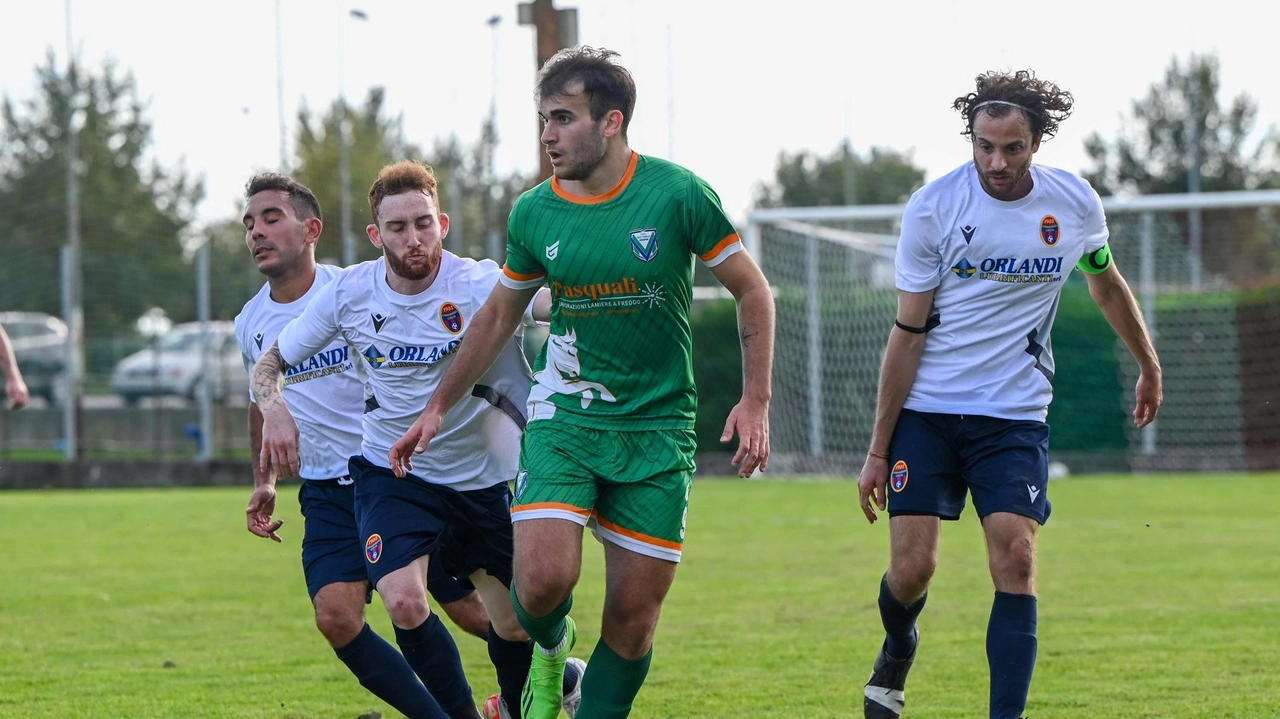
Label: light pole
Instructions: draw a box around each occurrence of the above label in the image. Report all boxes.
[275,0,288,171]
[339,7,368,267]
[486,14,502,261]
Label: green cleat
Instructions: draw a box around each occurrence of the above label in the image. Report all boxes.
[521,616,578,719]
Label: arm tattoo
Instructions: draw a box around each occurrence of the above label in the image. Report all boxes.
[740,328,759,348]
[251,344,291,408]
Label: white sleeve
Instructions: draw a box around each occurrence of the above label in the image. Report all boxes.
[1082,185,1109,253]
[895,194,943,293]
[277,279,342,367]
[233,315,256,403]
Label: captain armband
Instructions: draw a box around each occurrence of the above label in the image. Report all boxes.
[1076,242,1113,275]
[894,314,941,335]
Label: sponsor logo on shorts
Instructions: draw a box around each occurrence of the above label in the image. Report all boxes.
[1040,215,1060,246]
[440,302,463,334]
[514,469,529,502]
[365,533,383,564]
[890,460,909,492]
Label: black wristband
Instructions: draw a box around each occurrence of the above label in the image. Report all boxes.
[894,320,927,334]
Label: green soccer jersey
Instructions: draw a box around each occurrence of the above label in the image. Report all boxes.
[501,152,741,431]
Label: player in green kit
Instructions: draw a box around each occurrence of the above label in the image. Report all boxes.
[390,47,776,719]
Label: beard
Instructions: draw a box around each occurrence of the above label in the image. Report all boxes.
[385,242,441,281]
[552,131,609,182]
[977,156,1034,200]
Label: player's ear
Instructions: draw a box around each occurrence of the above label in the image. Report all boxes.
[304,217,323,244]
[366,223,383,249]
[602,109,625,139]
[1031,134,1042,154]
[438,212,449,239]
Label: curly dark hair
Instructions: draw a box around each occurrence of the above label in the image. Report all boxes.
[952,70,1074,140]
[244,173,322,221]
[536,46,637,138]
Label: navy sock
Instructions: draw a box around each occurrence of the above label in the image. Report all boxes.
[487,624,533,719]
[986,591,1038,719]
[879,574,927,659]
[334,623,451,719]
[394,614,480,719]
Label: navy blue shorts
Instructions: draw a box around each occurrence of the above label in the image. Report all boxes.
[298,476,477,605]
[298,478,371,600]
[886,409,1052,524]
[349,455,515,590]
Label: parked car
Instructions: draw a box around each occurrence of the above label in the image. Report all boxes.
[110,321,248,405]
[0,311,69,403]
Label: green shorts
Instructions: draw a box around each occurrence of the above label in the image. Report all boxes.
[512,421,697,562]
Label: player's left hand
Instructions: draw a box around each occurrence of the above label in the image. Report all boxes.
[246,484,284,542]
[389,409,444,478]
[1133,369,1162,428]
[5,377,29,409]
[722,398,770,478]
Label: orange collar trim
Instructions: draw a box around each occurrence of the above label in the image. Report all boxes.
[551,152,639,205]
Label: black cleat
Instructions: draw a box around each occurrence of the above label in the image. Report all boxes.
[863,630,917,718]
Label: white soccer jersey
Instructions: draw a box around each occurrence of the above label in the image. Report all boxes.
[277,252,533,491]
[895,163,1109,421]
[235,264,364,480]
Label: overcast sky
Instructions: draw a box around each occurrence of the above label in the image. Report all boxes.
[2,0,1276,227]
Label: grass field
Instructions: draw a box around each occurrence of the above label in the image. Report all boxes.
[1,474,1277,718]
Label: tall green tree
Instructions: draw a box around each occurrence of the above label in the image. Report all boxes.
[1083,53,1279,196]
[1083,54,1280,281]
[754,142,925,208]
[293,87,425,264]
[0,53,203,341]
[292,91,532,265]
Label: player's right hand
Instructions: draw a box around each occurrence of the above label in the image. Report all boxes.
[389,410,443,478]
[857,454,889,524]
[246,484,284,542]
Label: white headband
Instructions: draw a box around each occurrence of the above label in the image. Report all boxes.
[971,99,1037,116]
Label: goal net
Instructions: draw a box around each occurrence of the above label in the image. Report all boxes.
[746,190,1280,475]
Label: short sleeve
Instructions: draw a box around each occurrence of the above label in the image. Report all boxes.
[895,194,944,293]
[277,279,342,367]
[501,196,548,291]
[687,176,742,267]
[1082,185,1109,253]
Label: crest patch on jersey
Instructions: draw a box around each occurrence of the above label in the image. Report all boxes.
[629,228,659,262]
[546,241,560,261]
[1039,215,1060,247]
[890,460,909,492]
[440,302,463,334]
[365,534,383,563]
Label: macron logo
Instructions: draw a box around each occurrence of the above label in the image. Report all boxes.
[1028,485,1041,503]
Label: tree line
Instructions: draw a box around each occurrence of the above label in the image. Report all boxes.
[1,52,1276,350]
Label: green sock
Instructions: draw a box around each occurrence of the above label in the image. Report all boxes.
[510,581,573,649]
[576,638,653,719]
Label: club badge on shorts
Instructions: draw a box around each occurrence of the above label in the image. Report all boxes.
[365,534,383,563]
[890,460,909,492]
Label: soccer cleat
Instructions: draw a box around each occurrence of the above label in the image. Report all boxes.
[521,616,578,719]
[864,629,918,718]
[561,656,586,718]
[482,694,511,719]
